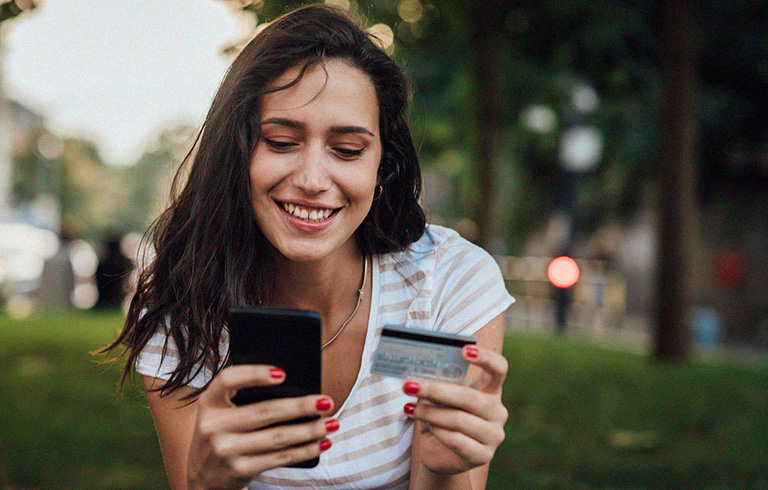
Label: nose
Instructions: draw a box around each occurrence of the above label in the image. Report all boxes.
[291,142,331,195]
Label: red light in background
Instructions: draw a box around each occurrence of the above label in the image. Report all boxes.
[547,256,580,288]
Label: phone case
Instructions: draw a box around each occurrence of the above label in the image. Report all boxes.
[227,306,322,468]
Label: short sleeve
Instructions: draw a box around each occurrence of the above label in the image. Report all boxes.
[134,323,216,389]
[429,228,514,337]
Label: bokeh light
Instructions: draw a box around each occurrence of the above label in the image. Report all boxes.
[68,239,98,277]
[325,0,351,10]
[0,223,59,285]
[547,256,580,289]
[398,0,423,23]
[367,23,395,53]
[71,283,98,310]
[521,105,558,134]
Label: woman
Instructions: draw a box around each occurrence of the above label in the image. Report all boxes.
[103,5,513,490]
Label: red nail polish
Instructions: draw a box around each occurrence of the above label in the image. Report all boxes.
[465,346,479,359]
[404,403,416,415]
[319,438,332,451]
[316,398,332,411]
[403,381,420,395]
[325,419,340,432]
[270,368,285,379]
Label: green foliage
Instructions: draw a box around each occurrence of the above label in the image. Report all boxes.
[9,126,187,241]
[10,0,768,252]
[351,0,664,248]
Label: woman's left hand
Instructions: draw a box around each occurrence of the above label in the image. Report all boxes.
[403,344,509,475]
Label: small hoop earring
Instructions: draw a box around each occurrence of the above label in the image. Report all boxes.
[373,184,383,200]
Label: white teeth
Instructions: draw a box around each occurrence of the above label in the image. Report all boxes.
[281,202,334,223]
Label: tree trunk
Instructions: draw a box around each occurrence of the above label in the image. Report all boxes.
[467,7,502,250]
[653,0,699,361]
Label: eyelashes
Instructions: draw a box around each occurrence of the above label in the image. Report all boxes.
[262,138,367,159]
[334,147,366,158]
[264,139,296,150]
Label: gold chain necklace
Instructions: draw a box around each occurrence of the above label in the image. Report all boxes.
[321,257,367,349]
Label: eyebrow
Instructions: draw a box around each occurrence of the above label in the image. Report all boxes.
[259,118,375,137]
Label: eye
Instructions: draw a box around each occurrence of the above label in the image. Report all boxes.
[333,146,366,159]
[263,138,297,151]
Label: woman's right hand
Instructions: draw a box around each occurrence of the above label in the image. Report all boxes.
[186,364,337,490]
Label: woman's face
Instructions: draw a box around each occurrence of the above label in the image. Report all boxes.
[249,58,381,264]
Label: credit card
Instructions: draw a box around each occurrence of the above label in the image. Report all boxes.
[370,324,477,383]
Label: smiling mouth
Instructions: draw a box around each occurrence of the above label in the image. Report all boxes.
[279,201,338,223]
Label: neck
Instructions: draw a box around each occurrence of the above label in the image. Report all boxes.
[270,248,367,327]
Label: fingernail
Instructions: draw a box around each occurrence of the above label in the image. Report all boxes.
[270,368,285,379]
[403,381,420,395]
[319,438,332,451]
[316,398,332,411]
[325,419,340,432]
[465,346,479,359]
[404,403,416,415]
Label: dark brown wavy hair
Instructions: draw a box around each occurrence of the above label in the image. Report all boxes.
[101,4,425,397]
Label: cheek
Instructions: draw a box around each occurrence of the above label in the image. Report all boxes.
[248,167,263,203]
[249,153,281,196]
[345,171,378,204]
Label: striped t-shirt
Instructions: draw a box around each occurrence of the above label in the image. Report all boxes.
[135,224,514,489]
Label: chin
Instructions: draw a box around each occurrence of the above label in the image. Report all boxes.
[275,237,357,264]
[276,245,333,264]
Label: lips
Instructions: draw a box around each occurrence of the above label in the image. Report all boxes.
[280,201,338,223]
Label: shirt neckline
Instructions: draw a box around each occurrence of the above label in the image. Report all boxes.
[330,254,381,418]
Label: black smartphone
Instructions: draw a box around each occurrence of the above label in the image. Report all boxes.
[227,306,322,468]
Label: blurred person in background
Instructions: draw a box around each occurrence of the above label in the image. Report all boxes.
[37,228,75,310]
[101,5,512,490]
[94,231,133,309]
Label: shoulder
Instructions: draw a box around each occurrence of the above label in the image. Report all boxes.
[378,223,506,300]
[401,224,498,276]
[376,224,513,335]
[387,224,486,265]
[134,315,221,390]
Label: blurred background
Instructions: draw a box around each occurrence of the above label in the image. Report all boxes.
[1,0,767,489]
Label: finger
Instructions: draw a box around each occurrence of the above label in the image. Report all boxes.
[219,415,339,456]
[225,395,335,433]
[403,380,503,420]
[201,365,286,408]
[463,345,508,393]
[232,437,333,476]
[404,401,506,447]
[427,424,496,468]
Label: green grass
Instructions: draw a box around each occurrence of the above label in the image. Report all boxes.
[1,311,767,489]
[0,311,167,490]
[489,335,768,490]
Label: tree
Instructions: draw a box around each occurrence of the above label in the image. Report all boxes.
[653,0,698,361]
[220,0,768,354]
[464,0,507,249]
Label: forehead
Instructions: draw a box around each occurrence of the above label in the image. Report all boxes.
[259,59,379,120]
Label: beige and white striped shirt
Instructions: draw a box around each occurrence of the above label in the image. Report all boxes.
[135,224,514,489]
